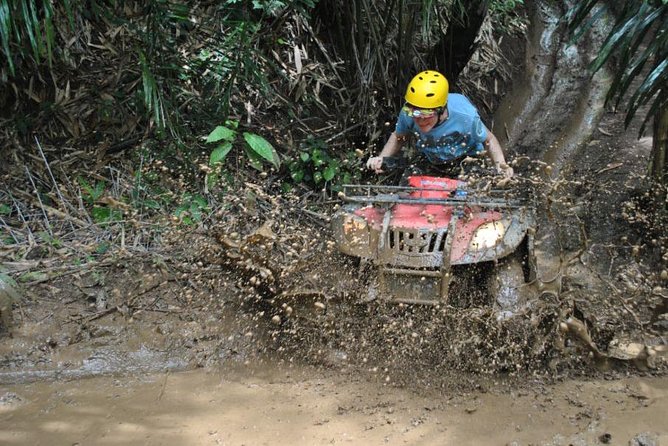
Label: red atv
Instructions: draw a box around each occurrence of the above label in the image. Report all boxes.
[332,158,537,317]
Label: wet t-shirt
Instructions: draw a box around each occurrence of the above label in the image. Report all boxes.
[395,93,487,164]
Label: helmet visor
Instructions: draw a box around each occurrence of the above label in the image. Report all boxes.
[403,104,439,119]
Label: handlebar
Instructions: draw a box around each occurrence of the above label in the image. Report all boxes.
[380,157,409,171]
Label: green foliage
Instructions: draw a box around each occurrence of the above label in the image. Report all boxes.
[286,137,359,190]
[90,207,123,224]
[243,132,281,168]
[139,50,165,130]
[133,0,193,134]
[78,176,105,205]
[36,230,62,248]
[130,165,168,214]
[95,240,110,255]
[0,0,56,76]
[78,176,123,224]
[0,203,10,215]
[206,121,281,176]
[487,0,526,34]
[567,0,668,135]
[18,270,47,283]
[490,0,524,14]
[173,193,209,225]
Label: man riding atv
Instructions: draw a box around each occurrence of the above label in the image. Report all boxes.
[332,70,535,317]
[366,70,513,181]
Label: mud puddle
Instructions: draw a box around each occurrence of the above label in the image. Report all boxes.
[1,361,666,446]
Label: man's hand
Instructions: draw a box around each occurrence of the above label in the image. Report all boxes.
[495,161,514,179]
[366,156,384,174]
[499,164,514,179]
[495,164,515,188]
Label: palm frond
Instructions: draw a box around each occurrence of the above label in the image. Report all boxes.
[0,0,14,74]
[568,0,668,134]
[627,58,668,127]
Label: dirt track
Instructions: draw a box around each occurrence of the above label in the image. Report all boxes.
[1,364,667,446]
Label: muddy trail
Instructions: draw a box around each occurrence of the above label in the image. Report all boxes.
[1,0,667,444]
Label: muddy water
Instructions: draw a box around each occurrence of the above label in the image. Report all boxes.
[1,363,666,446]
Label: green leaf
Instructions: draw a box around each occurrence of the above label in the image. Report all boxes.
[190,202,203,221]
[92,207,121,223]
[244,145,265,171]
[312,149,327,166]
[193,195,208,208]
[206,172,219,189]
[210,142,233,165]
[0,1,15,75]
[207,126,236,143]
[300,151,310,162]
[143,199,161,210]
[0,204,10,215]
[173,204,189,217]
[291,170,304,182]
[243,132,280,169]
[93,181,105,200]
[323,166,336,181]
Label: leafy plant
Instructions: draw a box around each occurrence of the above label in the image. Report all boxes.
[173,193,209,225]
[90,207,123,224]
[567,0,668,184]
[206,120,281,182]
[568,0,667,134]
[78,176,105,205]
[78,177,123,223]
[287,137,359,190]
[0,0,56,75]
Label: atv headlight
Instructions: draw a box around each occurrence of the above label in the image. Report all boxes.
[342,214,369,245]
[469,220,506,251]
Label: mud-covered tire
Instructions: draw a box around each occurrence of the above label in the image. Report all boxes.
[488,256,530,318]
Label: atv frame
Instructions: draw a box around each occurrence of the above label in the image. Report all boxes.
[332,176,537,308]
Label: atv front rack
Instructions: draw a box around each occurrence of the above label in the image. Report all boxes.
[340,184,529,209]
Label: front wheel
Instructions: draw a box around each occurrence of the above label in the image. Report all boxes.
[488,256,531,319]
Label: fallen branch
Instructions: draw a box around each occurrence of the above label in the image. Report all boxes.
[596,162,624,174]
[13,189,90,228]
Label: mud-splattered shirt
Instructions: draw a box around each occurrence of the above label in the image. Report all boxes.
[395,93,487,164]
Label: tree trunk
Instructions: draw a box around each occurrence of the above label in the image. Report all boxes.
[427,0,489,89]
[651,103,668,186]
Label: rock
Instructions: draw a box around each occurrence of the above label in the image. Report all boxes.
[607,341,645,361]
[607,338,668,370]
[0,275,21,334]
[629,432,659,446]
[599,433,612,444]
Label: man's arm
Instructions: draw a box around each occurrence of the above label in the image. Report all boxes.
[484,130,514,179]
[366,131,405,173]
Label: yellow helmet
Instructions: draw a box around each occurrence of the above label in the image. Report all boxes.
[404,70,449,109]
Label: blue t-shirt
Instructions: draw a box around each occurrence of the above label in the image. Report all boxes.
[396,93,487,164]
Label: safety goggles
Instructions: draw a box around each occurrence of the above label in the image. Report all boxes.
[402,104,439,118]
